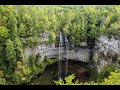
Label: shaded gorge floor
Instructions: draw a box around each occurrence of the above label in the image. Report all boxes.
[27,60,98,85]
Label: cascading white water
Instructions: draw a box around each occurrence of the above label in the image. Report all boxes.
[65,34,69,77]
[58,33,69,79]
[65,47,69,77]
[58,33,63,80]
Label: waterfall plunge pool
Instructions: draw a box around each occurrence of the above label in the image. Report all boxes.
[27,60,98,85]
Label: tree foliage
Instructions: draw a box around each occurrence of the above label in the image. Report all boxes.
[0,26,8,43]
[5,39,16,73]
[54,70,120,85]
[0,5,120,85]
[14,38,24,61]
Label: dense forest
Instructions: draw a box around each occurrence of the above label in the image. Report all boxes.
[0,5,120,85]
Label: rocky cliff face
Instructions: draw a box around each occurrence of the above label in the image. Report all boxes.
[94,36,120,72]
[24,35,120,72]
[24,44,90,63]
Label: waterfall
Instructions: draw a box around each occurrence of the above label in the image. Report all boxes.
[58,33,63,80]
[64,34,69,77]
[65,48,68,77]
[58,32,69,79]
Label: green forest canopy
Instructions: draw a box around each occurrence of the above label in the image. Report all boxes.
[0,5,120,85]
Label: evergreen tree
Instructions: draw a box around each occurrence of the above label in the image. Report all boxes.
[5,39,16,73]
[14,38,24,61]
